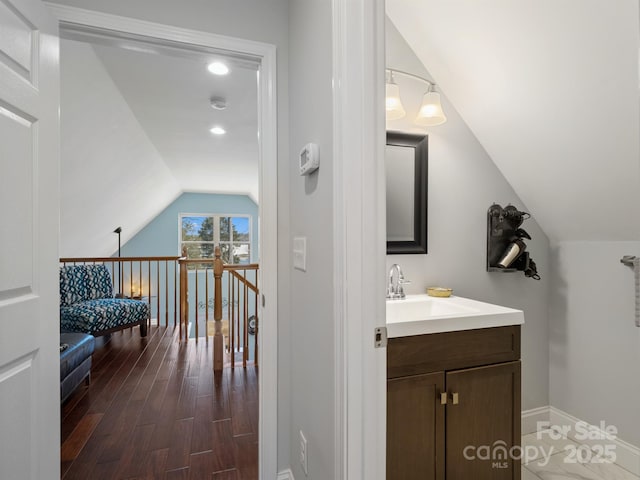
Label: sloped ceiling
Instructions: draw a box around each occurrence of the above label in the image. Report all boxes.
[60,38,259,257]
[387,0,640,242]
[61,39,181,257]
[93,43,259,200]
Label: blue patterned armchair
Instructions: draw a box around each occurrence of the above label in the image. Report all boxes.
[59,265,149,337]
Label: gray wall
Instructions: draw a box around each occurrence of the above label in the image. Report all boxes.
[49,0,293,470]
[287,1,335,478]
[386,18,551,410]
[550,241,640,447]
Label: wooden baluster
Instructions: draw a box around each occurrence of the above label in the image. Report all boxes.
[228,270,232,368]
[174,260,177,327]
[155,261,159,328]
[165,260,169,327]
[148,262,152,330]
[243,275,248,368]
[195,265,199,340]
[213,246,224,371]
[229,270,238,368]
[179,247,188,341]
[254,271,258,365]
[205,265,209,344]
[233,270,240,360]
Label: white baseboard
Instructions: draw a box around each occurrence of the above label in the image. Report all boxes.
[277,468,295,480]
[522,406,639,476]
[521,406,550,435]
[548,406,640,476]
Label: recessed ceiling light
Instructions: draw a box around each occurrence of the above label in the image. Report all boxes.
[210,126,226,135]
[207,62,229,75]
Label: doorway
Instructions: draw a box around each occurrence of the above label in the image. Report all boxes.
[50,5,278,478]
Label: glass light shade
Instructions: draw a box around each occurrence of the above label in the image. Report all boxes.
[385,81,406,120]
[415,91,447,126]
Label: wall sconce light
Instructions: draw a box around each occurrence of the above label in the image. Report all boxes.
[385,71,406,120]
[385,68,447,126]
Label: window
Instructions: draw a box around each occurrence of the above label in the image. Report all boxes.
[180,214,251,265]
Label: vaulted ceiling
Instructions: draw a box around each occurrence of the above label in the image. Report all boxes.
[93,43,259,199]
[387,0,640,242]
[60,37,259,257]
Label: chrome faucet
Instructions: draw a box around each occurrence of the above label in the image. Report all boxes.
[387,264,410,300]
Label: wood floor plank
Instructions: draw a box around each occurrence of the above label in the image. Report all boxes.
[164,467,190,480]
[188,451,216,479]
[112,423,156,479]
[61,327,258,479]
[176,375,199,420]
[60,412,104,462]
[165,417,195,471]
[209,419,236,472]
[234,434,259,480]
[211,469,239,479]
[143,448,169,480]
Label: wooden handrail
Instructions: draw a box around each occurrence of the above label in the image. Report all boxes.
[224,264,259,271]
[229,269,258,294]
[60,256,182,263]
[178,258,258,269]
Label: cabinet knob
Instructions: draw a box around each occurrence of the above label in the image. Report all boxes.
[440,392,447,405]
[451,392,459,405]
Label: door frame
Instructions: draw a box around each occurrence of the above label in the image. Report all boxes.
[45,4,279,477]
[332,0,387,478]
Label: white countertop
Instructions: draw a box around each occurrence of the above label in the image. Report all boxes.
[386,294,524,338]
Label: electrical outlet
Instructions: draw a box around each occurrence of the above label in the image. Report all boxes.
[299,430,308,475]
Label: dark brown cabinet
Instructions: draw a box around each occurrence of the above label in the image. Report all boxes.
[387,326,521,480]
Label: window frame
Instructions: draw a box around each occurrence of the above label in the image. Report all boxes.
[178,212,253,264]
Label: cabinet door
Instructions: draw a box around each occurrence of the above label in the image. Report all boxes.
[446,361,521,480]
[387,372,445,480]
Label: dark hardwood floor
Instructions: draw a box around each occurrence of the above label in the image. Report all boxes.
[61,325,258,479]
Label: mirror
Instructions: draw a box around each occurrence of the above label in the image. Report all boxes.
[386,131,428,254]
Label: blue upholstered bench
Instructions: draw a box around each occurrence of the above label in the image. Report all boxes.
[60,265,149,337]
[60,332,95,403]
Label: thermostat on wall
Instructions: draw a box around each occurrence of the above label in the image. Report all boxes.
[299,143,319,175]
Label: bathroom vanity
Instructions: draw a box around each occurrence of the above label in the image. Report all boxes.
[386,295,524,480]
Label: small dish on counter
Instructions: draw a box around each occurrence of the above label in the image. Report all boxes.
[426,286,452,297]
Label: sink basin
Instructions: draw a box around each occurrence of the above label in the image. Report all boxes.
[386,294,524,338]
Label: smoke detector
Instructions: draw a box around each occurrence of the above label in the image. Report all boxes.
[210,97,227,110]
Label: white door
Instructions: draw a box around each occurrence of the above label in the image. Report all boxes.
[0,0,60,478]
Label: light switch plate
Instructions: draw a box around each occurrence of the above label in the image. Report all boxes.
[293,236,306,272]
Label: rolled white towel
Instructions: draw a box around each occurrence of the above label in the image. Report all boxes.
[635,257,640,327]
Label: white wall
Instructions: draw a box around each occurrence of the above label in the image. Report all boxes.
[51,0,293,470]
[550,241,640,447]
[387,0,640,243]
[60,39,181,257]
[386,18,551,410]
[287,1,335,478]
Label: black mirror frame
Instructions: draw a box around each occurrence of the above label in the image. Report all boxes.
[386,131,428,255]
